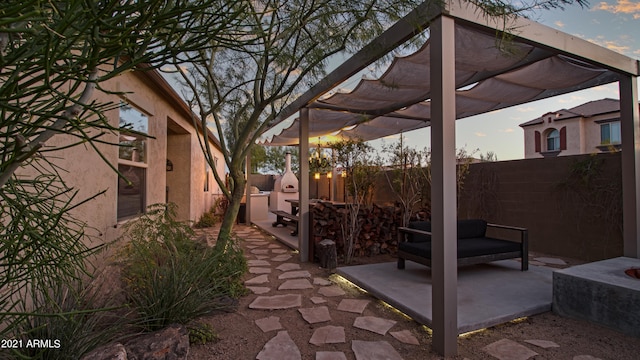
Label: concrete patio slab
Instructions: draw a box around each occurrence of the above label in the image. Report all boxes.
[252,215,299,250]
[534,257,567,266]
[337,260,553,334]
[351,340,402,360]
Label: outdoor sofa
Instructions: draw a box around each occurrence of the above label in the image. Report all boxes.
[397,219,528,271]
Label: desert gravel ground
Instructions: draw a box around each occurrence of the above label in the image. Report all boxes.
[190,225,640,360]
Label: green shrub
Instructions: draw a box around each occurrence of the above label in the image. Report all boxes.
[7,279,128,360]
[194,208,217,228]
[118,203,247,332]
[188,322,218,345]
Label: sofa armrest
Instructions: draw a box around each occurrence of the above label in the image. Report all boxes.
[487,223,528,271]
[398,226,432,243]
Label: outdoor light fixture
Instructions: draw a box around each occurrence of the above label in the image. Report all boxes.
[166,159,174,172]
[309,141,331,173]
[326,171,332,179]
[314,172,321,180]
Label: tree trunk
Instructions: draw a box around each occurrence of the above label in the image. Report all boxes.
[215,173,246,253]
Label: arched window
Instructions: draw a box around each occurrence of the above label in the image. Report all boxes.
[546,129,560,151]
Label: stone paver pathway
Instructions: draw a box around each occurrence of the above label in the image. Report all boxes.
[214,225,610,360]
[233,225,418,359]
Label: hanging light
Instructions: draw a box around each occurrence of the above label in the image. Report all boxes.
[309,140,331,173]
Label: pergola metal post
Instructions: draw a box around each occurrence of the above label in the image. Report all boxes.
[298,108,311,261]
[430,15,458,356]
[620,76,640,258]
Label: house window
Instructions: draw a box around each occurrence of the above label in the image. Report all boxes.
[546,129,560,151]
[600,121,621,145]
[204,164,210,192]
[117,103,149,220]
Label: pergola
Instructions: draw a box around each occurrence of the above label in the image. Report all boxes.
[259,1,640,356]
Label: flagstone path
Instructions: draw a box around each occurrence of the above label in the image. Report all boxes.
[234,225,421,360]
[193,224,622,360]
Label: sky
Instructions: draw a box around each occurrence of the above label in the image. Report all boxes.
[366,0,640,161]
[166,1,640,162]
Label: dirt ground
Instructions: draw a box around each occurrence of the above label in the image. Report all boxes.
[188,227,640,360]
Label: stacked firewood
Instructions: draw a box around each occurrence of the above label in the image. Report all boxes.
[311,202,403,258]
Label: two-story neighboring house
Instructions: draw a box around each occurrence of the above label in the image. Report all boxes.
[519,98,631,159]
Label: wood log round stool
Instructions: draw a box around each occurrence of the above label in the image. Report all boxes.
[317,239,337,269]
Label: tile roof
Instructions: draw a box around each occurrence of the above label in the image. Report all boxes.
[519,98,622,127]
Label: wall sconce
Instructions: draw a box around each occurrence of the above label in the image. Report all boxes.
[314,172,320,180]
[326,171,332,179]
[166,159,174,172]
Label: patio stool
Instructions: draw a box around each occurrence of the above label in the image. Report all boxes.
[317,239,337,269]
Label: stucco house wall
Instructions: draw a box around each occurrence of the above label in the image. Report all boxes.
[520,98,627,159]
[28,66,225,247]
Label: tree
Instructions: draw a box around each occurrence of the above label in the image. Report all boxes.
[383,135,430,226]
[178,0,589,251]
[251,146,300,174]
[0,0,244,342]
[332,138,381,263]
[180,0,424,251]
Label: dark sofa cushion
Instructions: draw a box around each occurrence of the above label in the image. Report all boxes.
[407,221,431,243]
[457,219,487,239]
[398,237,520,259]
[457,237,520,257]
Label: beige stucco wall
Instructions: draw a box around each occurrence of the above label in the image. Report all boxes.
[522,113,620,159]
[18,68,225,249]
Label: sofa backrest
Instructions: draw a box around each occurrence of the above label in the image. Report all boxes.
[457,219,487,239]
[407,219,487,241]
[407,221,431,242]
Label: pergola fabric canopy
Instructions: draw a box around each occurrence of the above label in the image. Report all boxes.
[260,23,616,146]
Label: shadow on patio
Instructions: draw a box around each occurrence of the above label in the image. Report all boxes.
[336,260,553,334]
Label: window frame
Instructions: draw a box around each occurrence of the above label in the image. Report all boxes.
[117,102,150,221]
[546,129,560,151]
[600,121,621,145]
